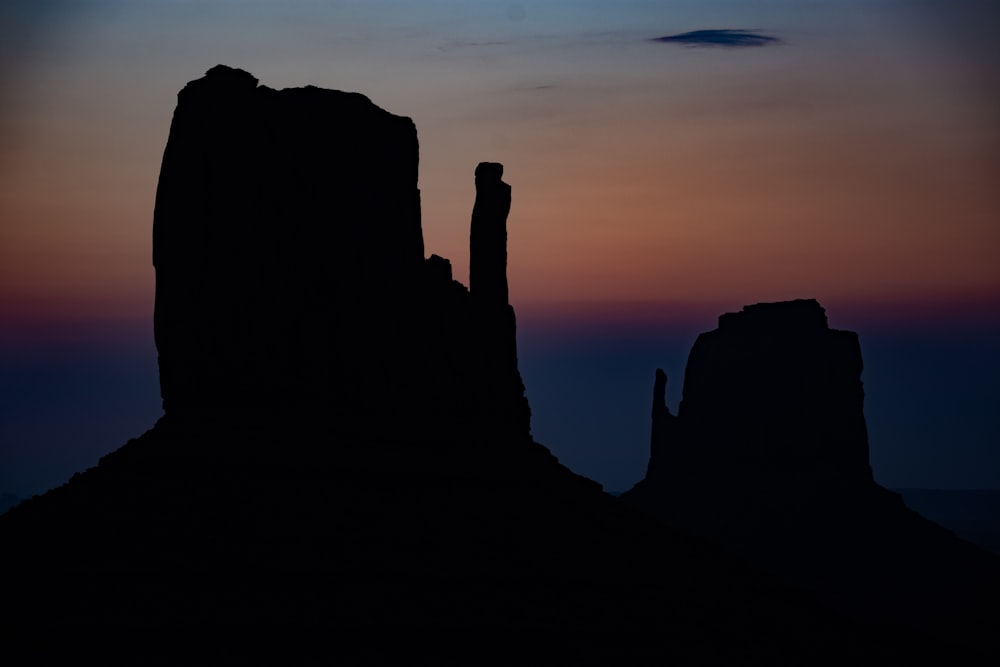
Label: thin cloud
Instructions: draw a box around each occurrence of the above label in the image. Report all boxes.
[652,29,780,48]
[436,39,510,53]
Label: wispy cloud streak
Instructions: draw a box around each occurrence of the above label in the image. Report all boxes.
[652,29,780,48]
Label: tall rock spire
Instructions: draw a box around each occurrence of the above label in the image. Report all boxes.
[469,161,511,306]
[644,368,675,478]
[465,161,530,441]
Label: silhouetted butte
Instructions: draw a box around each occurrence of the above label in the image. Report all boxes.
[623,299,1000,653]
[0,67,978,663]
[152,65,528,443]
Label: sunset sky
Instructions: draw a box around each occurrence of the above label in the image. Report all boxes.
[2,1,998,496]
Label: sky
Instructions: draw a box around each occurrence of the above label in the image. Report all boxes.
[1,1,998,496]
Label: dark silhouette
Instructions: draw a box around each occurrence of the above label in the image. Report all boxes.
[623,299,1000,654]
[0,68,984,662]
[152,65,526,444]
[470,161,510,307]
[641,300,872,488]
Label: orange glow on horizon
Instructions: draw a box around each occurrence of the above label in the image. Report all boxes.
[2,2,997,342]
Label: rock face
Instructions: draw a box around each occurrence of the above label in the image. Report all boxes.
[152,65,527,443]
[469,161,510,306]
[623,299,1000,643]
[644,299,873,497]
[467,161,530,442]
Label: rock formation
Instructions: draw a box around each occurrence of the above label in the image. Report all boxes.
[469,161,510,306]
[468,161,530,442]
[152,64,527,444]
[641,299,873,497]
[624,299,1000,647]
[0,69,992,662]
[154,66,421,414]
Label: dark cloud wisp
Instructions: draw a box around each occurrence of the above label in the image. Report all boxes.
[652,29,780,48]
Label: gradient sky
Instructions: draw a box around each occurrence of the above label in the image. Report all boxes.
[2,1,998,496]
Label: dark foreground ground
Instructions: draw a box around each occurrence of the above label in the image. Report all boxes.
[2,414,993,665]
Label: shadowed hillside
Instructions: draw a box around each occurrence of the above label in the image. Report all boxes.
[894,488,1000,555]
